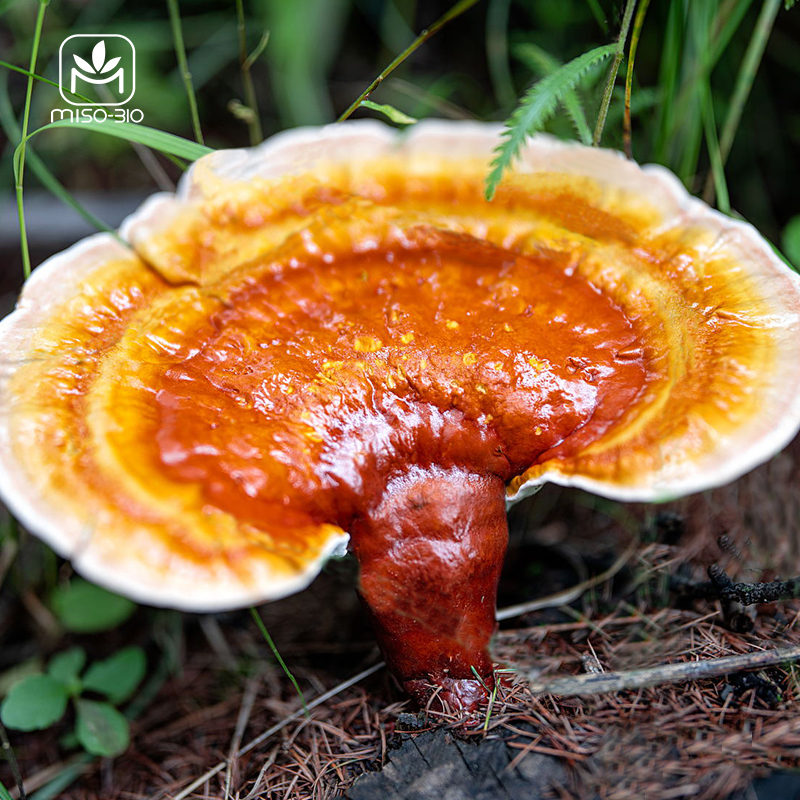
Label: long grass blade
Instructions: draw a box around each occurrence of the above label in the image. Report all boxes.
[702,85,731,213]
[249,608,308,714]
[514,43,593,145]
[717,0,781,166]
[654,0,684,163]
[662,0,754,168]
[485,43,616,199]
[14,121,213,174]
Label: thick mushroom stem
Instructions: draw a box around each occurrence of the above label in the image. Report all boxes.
[348,466,508,712]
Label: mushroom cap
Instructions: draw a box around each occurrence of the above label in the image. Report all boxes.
[2,120,800,610]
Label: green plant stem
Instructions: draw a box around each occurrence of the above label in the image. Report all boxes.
[717,0,781,166]
[623,0,650,158]
[337,0,483,122]
[235,0,265,145]
[249,608,308,714]
[16,0,48,280]
[167,0,204,145]
[593,0,637,146]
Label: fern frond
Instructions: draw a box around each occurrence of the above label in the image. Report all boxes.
[485,43,616,200]
[513,43,595,145]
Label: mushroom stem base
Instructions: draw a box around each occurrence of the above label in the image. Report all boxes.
[349,466,508,712]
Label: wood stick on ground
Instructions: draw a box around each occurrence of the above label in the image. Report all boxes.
[171,661,385,800]
[527,644,800,697]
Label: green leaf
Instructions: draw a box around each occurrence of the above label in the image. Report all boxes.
[47,647,86,694]
[783,215,800,269]
[359,100,418,125]
[786,0,796,10]
[14,121,212,184]
[0,780,13,800]
[74,699,130,757]
[485,42,617,200]
[0,675,68,731]
[513,43,594,145]
[82,647,146,704]
[51,579,137,633]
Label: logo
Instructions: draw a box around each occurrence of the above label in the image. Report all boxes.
[58,35,135,106]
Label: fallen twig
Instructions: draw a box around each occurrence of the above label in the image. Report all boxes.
[527,644,800,697]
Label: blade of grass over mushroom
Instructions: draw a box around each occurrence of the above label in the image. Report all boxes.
[337,0,483,122]
[249,608,308,714]
[513,44,593,145]
[623,0,650,159]
[15,0,48,279]
[358,99,418,125]
[659,0,754,170]
[592,0,637,147]
[484,43,616,200]
[167,0,204,146]
[675,0,715,186]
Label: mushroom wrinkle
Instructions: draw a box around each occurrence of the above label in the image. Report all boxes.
[2,122,800,712]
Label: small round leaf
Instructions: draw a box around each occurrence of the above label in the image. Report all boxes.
[51,579,136,633]
[47,647,86,693]
[0,675,69,731]
[82,647,146,704]
[74,699,130,757]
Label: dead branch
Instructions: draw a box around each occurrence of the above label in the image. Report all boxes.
[527,644,800,697]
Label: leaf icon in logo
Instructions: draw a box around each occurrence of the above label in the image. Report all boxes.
[92,41,106,73]
[73,54,95,74]
[101,57,121,74]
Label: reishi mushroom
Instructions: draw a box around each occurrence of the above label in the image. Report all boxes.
[2,121,800,711]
